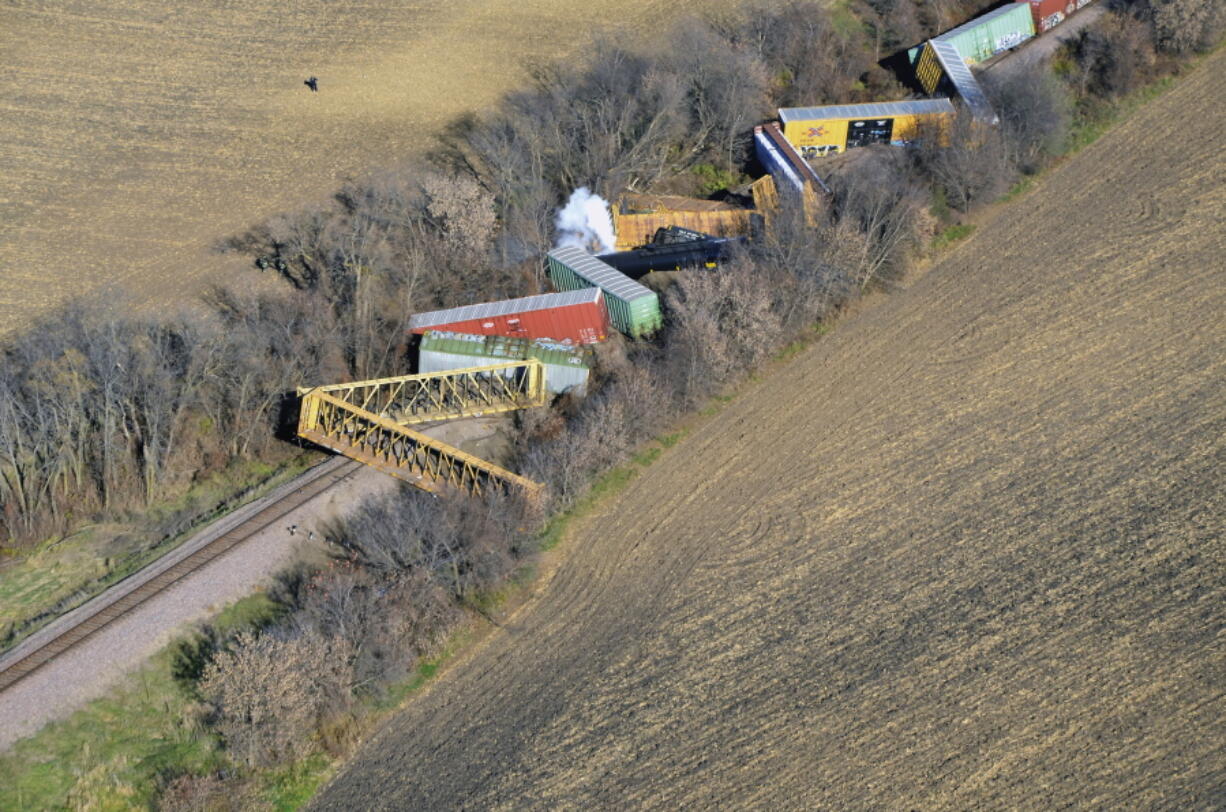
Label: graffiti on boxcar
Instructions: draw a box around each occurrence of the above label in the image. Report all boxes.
[995,31,1028,52]
[801,145,840,158]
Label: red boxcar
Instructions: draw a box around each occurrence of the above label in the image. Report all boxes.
[408,288,610,345]
[1022,0,1094,33]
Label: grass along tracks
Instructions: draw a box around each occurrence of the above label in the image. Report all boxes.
[0,458,360,695]
[0,457,399,755]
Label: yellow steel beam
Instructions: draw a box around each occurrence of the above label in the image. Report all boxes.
[297,360,547,426]
[297,388,541,498]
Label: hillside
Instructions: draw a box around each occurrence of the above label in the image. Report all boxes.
[313,49,1226,808]
[0,0,744,329]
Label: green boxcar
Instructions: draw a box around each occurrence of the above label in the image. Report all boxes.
[419,331,591,395]
[932,3,1035,65]
[546,246,663,339]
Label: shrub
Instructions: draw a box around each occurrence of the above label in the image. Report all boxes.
[1140,0,1225,54]
[199,630,354,767]
[289,566,460,696]
[982,62,1073,171]
[1061,12,1158,100]
[158,773,247,812]
[910,111,1014,212]
[663,260,785,405]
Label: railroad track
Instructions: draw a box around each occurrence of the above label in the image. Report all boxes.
[0,456,363,694]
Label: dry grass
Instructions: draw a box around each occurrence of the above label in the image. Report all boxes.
[312,48,1226,808]
[0,0,744,330]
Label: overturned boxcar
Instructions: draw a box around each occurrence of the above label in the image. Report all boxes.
[546,245,662,339]
[612,194,755,251]
[418,331,591,397]
[754,122,832,192]
[408,289,609,346]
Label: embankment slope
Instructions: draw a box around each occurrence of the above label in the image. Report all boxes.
[315,51,1226,809]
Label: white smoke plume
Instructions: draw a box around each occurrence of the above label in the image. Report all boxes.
[554,187,616,254]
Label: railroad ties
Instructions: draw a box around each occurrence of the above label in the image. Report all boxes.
[0,457,361,693]
[296,361,547,498]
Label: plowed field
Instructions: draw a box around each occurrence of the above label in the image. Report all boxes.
[314,50,1226,809]
[0,0,742,329]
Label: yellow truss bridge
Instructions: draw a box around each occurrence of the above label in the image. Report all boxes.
[297,361,547,498]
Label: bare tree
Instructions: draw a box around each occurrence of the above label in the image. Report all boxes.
[1143,0,1224,54]
[981,62,1072,173]
[1061,13,1157,100]
[662,260,784,405]
[733,1,869,107]
[911,110,1013,212]
[828,149,925,291]
[663,20,773,167]
[200,629,354,767]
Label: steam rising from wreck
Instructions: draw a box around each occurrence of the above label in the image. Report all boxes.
[554,187,616,254]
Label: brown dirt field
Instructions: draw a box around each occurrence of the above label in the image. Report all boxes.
[0,0,752,330]
[312,51,1226,809]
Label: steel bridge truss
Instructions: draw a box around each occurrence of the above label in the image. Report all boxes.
[297,361,546,498]
[302,361,546,426]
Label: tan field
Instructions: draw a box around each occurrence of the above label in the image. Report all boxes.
[313,51,1226,808]
[0,0,748,329]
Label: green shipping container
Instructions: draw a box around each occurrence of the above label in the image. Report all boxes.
[933,3,1035,66]
[546,246,663,339]
[419,331,591,395]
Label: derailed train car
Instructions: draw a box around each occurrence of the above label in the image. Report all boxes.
[408,289,610,346]
[915,39,998,123]
[547,245,663,339]
[611,194,755,251]
[600,227,747,279]
[1023,0,1096,33]
[908,2,1036,67]
[779,99,956,158]
[754,122,831,192]
[418,331,591,396]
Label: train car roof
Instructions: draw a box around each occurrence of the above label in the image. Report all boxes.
[409,288,602,331]
[779,98,956,123]
[547,245,658,302]
[926,40,998,124]
[935,1,1033,41]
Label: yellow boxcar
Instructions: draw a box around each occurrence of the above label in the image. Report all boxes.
[915,44,946,95]
[749,174,823,227]
[779,99,956,158]
[611,194,755,251]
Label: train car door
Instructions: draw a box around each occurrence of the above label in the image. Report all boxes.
[846,118,894,149]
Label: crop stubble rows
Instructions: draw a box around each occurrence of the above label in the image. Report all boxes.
[315,49,1226,809]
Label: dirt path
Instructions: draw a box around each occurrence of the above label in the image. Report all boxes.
[0,0,744,330]
[313,50,1226,809]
